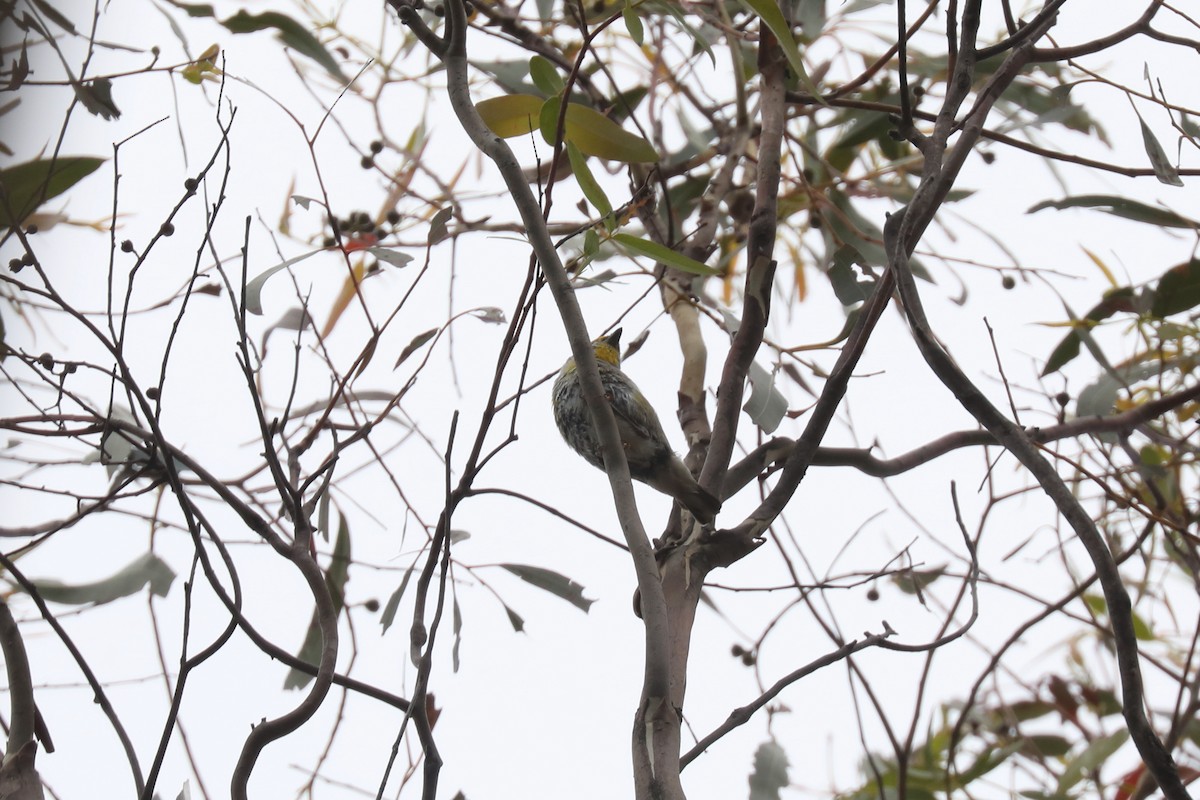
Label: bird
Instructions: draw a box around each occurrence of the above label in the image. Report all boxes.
[551,328,721,524]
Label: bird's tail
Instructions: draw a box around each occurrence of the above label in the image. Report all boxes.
[653,457,721,525]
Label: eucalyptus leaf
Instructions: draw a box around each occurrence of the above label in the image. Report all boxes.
[500,564,594,612]
[29,552,175,606]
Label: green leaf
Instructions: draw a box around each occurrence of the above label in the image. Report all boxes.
[567,142,613,218]
[528,55,563,96]
[956,742,1022,786]
[471,59,540,96]
[655,1,715,66]
[0,156,104,229]
[285,516,351,689]
[220,10,348,83]
[380,567,416,634]
[451,593,463,672]
[613,233,720,275]
[395,327,438,368]
[1028,195,1198,228]
[32,0,76,32]
[1151,259,1200,318]
[623,3,644,45]
[1039,287,1135,376]
[1024,735,1072,758]
[561,103,658,162]
[170,1,217,18]
[1057,730,1128,793]
[827,245,876,305]
[476,94,544,138]
[539,94,565,146]
[738,0,821,98]
[892,565,946,594]
[1075,358,1166,418]
[500,564,594,612]
[1135,112,1183,187]
[28,552,175,605]
[748,740,789,800]
[74,78,120,120]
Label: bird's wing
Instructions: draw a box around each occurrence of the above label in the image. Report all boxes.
[601,368,668,446]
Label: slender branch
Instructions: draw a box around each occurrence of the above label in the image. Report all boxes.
[0,553,145,797]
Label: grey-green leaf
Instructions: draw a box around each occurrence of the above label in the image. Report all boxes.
[748,740,789,800]
[29,552,175,605]
[500,564,594,612]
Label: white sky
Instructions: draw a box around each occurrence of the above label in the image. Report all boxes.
[3,1,1199,798]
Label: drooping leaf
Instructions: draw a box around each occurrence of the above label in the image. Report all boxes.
[738,0,821,98]
[827,245,876,306]
[1024,735,1072,758]
[892,565,947,595]
[28,552,175,605]
[469,307,506,324]
[502,602,525,633]
[428,205,454,245]
[560,103,658,162]
[285,516,351,689]
[1039,287,1135,375]
[5,41,29,91]
[955,742,1022,786]
[1028,195,1198,228]
[1150,258,1200,318]
[0,156,105,229]
[243,247,324,315]
[748,740,789,800]
[1075,359,1165,418]
[220,10,349,83]
[744,361,787,433]
[74,78,121,119]
[451,593,463,672]
[500,564,594,612]
[365,246,414,268]
[528,55,563,96]
[476,94,544,138]
[471,60,540,96]
[613,233,720,275]
[32,0,76,32]
[380,567,416,634]
[567,142,613,218]
[395,327,438,368]
[623,4,644,45]
[321,258,367,337]
[1135,111,1184,186]
[1056,730,1128,793]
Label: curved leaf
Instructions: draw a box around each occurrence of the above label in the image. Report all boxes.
[613,233,719,275]
[561,103,658,162]
[566,141,612,217]
[29,552,174,605]
[1028,195,1198,229]
[476,94,544,138]
[221,10,348,83]
[0,156,105,228]
[1151,258,1200,318]
[739,0,820,97]
[500,563,594,612]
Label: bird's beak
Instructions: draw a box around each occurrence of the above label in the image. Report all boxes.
[605,328,622,349]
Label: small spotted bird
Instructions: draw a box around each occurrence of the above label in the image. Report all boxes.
[551,328,721,524]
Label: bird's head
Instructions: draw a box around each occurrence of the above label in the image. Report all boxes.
[592,328,622,367]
